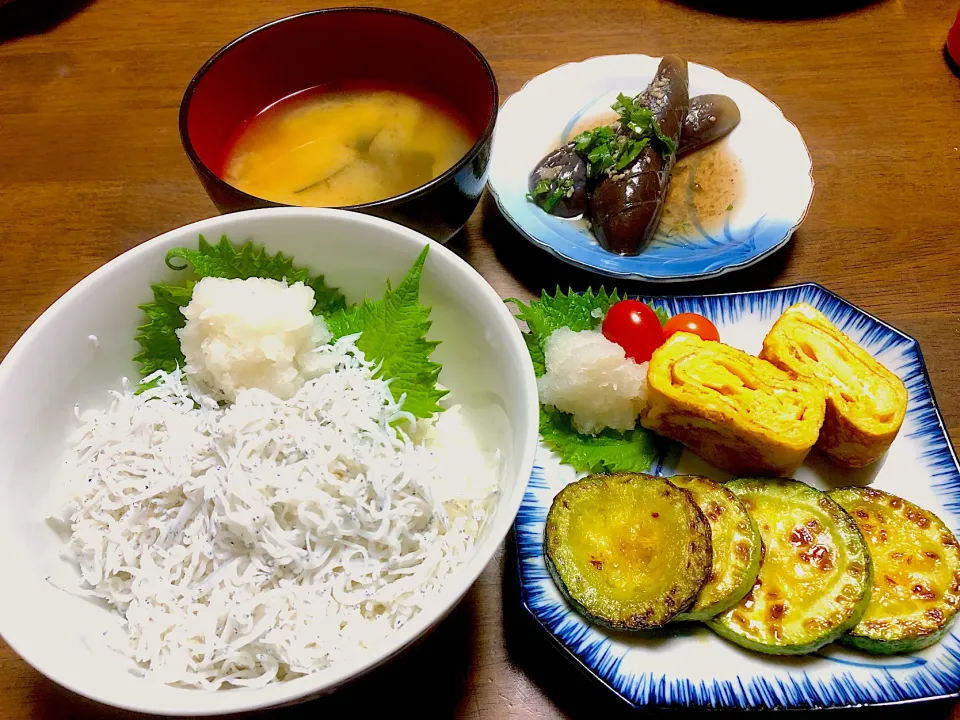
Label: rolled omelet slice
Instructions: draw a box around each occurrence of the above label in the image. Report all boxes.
[641,332,826,476]
[760,303,907,468]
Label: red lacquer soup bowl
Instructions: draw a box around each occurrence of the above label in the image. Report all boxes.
[179,8,498,242]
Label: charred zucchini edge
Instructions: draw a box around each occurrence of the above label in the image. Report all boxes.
[544,472,712,630]
[669,475,763,622]
[706,478,872,655]
[830,486,960,655]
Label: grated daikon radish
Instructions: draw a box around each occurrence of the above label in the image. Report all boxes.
[537,327,648,435]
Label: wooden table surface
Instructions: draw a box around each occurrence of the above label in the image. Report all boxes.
[2,0,959,716]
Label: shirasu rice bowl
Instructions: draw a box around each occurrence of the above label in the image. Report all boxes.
[52,333,501,689]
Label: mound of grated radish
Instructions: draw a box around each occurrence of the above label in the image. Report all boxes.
[537,327,649,435]
[57,334,500,689]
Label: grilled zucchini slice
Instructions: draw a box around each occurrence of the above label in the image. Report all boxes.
[830,487,960,654]
[544,473,713,630]
[707,478,871,654]
[670,475,763,621]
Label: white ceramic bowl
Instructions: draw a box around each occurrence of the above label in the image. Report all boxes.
[0,208,539,715]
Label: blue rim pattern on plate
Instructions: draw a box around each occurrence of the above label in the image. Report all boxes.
[488,55,815,282]
[515,283,960,709]
[493,184,799,283]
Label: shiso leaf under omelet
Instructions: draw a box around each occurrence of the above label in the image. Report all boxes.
[507,287,669,474]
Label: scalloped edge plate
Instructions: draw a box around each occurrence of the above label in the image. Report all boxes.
[489,55,814,282]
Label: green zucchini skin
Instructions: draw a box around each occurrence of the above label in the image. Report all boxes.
[544,473,712,630]
[830,486,960,655]
[706,478,872,655]
[669,475,762,622]
[839,620,953,655]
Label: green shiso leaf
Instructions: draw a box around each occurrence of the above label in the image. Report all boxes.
[506,288,669,474]
[133,239,443,419]
[539,406,663,475]
[134,235,347,379]
[326,246,445,419]
[164,235,346,315]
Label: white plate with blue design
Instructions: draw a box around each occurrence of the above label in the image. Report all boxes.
[516,283,960,710]
[489,55,814,282]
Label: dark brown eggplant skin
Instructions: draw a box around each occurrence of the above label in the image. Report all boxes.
[590,56,689,256]
[527,143,588,217]
[678,94,741,159]
[527,92,736,221]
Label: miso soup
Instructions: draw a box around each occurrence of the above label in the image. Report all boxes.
[223,85,476,207]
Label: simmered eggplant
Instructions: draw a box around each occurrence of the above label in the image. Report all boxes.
[527,143,588,217]
[677,94,741,159]
[830,487,960,654]
[589,55,689,256]
[707,478,872,655]
[526,67,740,235]
[669,475,762,622]
[544,472,712,629]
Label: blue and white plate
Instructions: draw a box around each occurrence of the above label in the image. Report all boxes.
[489,55,814,282]
[516,283,960,710]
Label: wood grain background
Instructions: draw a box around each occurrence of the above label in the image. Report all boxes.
[1,0,959,716]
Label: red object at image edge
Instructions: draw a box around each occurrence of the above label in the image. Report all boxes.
[949,9,960,69]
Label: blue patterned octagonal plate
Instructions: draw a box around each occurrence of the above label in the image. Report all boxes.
[516,283,960,710]
[489,55,814,282]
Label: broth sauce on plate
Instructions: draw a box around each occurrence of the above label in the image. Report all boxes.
[658,142,742,238]
[223,84,475,207]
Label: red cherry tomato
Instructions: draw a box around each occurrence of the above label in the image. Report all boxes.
[662,312,720,343]
[601,300,665,363]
